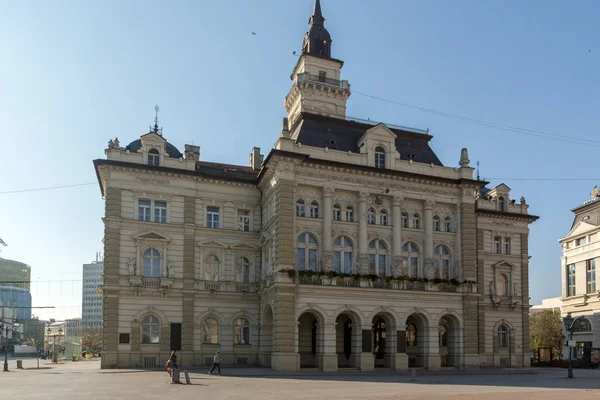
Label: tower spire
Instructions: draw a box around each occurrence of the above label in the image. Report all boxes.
[302,0,331,58]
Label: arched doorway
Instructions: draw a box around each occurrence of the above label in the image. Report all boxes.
[372,314,394,368]
[335,313,360,368]
[406,314,428,368]
[298,312,320,368]
[438,314,460,368]
[260,306,273,367]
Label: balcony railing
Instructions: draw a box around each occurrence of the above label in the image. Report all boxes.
[142,278,161,288]
[297,73,346,88]
[199,281,258,293]
[295,275,472,293]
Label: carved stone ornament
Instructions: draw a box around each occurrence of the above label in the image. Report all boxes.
[358,192,370,203]
[424,258,437,279]
[163,260,173,278]
[357,255,369,274]
[453,261,464,281]
[321,251,333,272]
[127,257,137,276]
[392,196,403,207]
[392,256,403,277]
[323,187,334,198]
[400,258,409,276]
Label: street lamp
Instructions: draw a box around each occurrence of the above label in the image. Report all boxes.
[563,313,574,379]
[1,318,19,372]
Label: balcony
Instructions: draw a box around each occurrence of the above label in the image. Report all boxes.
[297,73,348,89]
[273,270,475,294]
[199,281,258,294]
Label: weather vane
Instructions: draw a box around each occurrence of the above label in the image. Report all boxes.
[150,103,163,136]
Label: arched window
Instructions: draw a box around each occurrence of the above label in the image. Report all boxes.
[406,323,417,346]
[236,257,250,283]
[412,213,420,229]
[148,149,160,166]
[367,208,376,224]
[379,209,388,226]
[368,239,388,276]
[375,146,386,169]
[572,317,592,332]
[402,242,420,277]
[345,206,354,222]
[401,212,408,228]
[497,325,509,348]
[309,201,319,218]
[233,318,250,344]
[439,318,449,347]
[444,216,451,232]
[435,245,451,279]
[143,248,161,277]
[498,196,506,211]
[493,236,502,254]
[497,274,508,296]
[332,204,341,221]
[204,254,220,281]
[297,233,318,271]
[296,200,306,217]
[333,236,353,274]
[141,315,160,344]
[503,237,511,255]
[202,317,219,344]
[433,215,440,231]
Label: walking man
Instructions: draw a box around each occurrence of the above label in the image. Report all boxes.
[208,351,221,376]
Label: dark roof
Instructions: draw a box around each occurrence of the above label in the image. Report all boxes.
[93,159,258,196]
[293,113,443,166]
[302,0,332,58]
[125,139,182,159]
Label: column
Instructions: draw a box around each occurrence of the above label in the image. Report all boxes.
[358,325,374,371]
[391,196,403,277]
[426,324,441,371]
[357,192,369,274]
[423,200,434,279]
[321,322,337,372]
[322,187,334,271]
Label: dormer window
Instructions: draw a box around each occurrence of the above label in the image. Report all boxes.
[498,196,506,211]
[375,147,386,169]
[148,149,160,166]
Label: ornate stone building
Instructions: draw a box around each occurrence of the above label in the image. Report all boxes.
[94,0,538,370]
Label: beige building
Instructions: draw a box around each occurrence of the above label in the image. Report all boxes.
[558,188,600,360]
[94,0,538,370]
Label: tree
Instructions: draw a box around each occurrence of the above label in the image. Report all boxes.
[81,333,101,354]
[529,309,563,359]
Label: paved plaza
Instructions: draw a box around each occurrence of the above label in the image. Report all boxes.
[2,358,599,400]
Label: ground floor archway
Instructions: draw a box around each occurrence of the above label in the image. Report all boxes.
[406,313,428,367]
[335,313,360,368]
[372,313,394,368]
[298,312,321,368]
[260,305,273,367]
[438,314,460,367]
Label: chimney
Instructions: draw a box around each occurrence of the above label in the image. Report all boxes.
[184,144,200,161]
[250,147,263,170]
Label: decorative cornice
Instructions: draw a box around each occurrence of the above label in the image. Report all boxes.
[476,208,539,223]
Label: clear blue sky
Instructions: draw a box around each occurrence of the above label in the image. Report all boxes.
[1,0,598,320]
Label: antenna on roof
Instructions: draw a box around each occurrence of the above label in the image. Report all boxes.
[150,103,163,136]
[476,160,480,180]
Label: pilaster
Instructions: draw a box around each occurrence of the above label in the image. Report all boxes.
[321,323,337,372]
[460,203,477,281]
[182,294,194,353]
[322,187,334,271]
[358,191,368,274]
[271,285,298,371]
[274,179,295,270]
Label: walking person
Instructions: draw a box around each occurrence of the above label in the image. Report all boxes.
[208,351,221,375]
[169,350,178,370]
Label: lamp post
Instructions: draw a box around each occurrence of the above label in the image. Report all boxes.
[563,313,574,379]
[1,318,19,372]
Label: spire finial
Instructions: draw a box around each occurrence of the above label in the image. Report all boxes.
[150,103,163,136]
[303,0,332,57]
[313,0,323,18]
[476,160,480,180]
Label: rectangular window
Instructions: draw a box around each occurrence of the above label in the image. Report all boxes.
[587,259,596,294]
[138,199,151,222]
[503,238,511,255]
[568,264,576,296]
[206,206,220,228]
[119,333,130,344]
[154,201,167,223]
[238,210,250,232]
[318,70,326,82]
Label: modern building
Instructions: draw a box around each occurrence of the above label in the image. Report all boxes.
[94,0,538,370]
[0,257,32,321]
[558,187,600,361]
[530,297,561,316]
[82,256,104,332]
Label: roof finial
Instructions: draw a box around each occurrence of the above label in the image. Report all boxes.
[476,160,480,180]
[313,0,323,19]
[150,103,163,136]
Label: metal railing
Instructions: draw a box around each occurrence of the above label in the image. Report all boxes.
[296,276,471,293]
[344,115,430,134]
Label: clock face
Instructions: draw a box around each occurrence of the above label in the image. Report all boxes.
[592,187,600,198]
